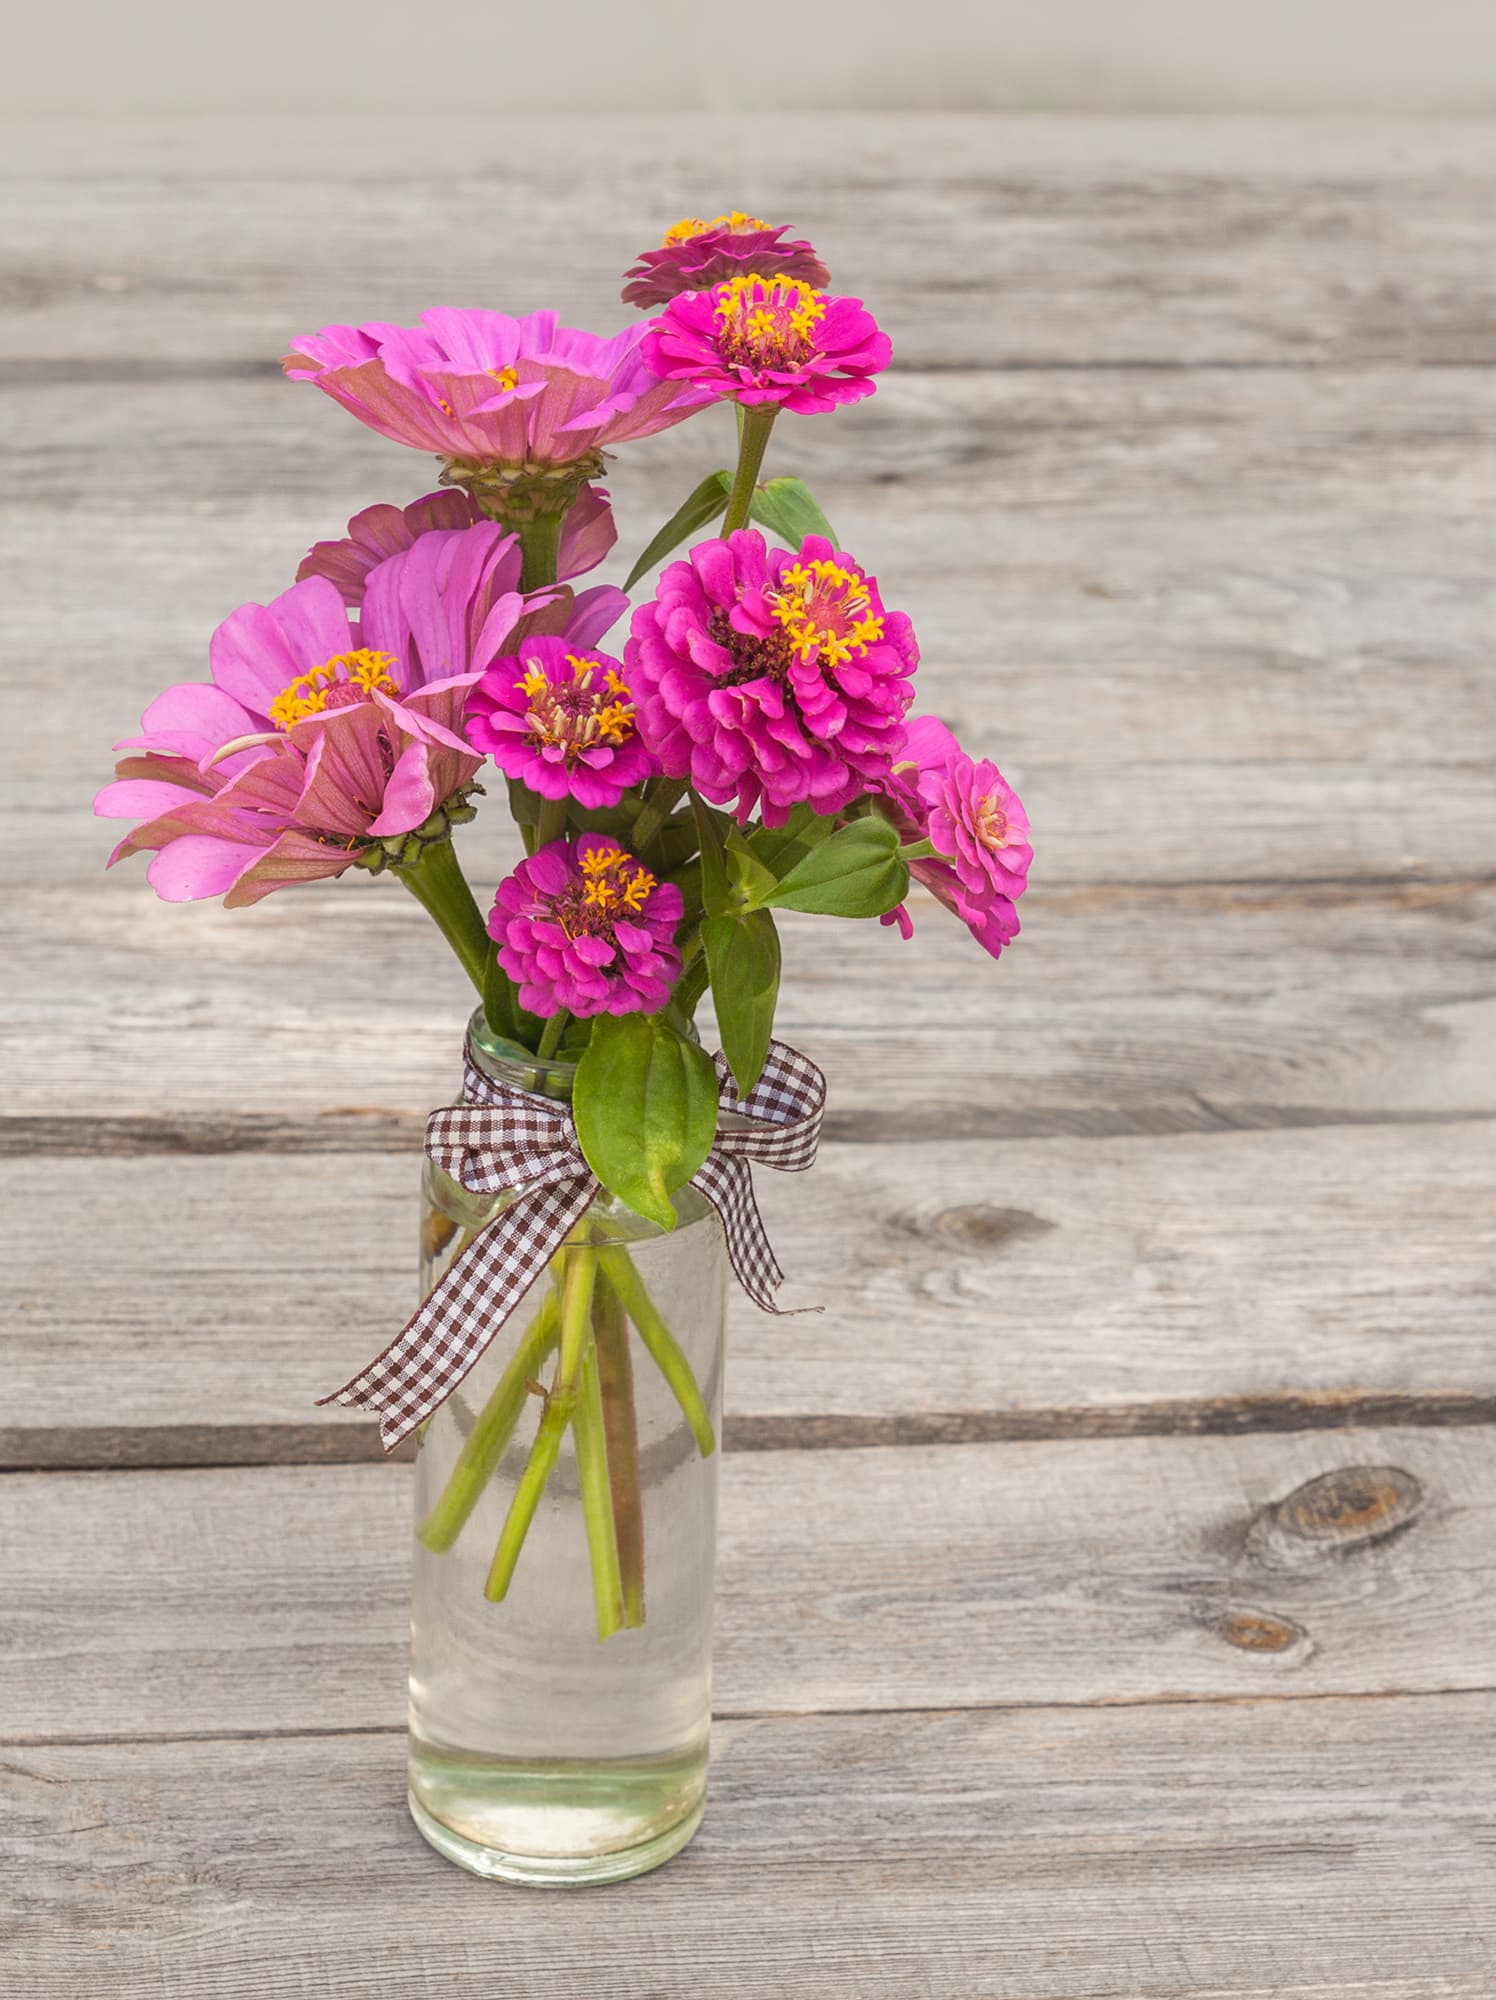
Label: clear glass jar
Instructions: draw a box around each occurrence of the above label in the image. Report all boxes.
[406,1012,728,1885]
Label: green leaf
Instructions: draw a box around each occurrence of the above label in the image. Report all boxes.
[747,476,839,551]
[692,793,732,918]
[761,815,910,918]
[575,1013,719,1232]
[624,471,731,592]
[703,909,781,1096]
[748,802,838,878]
[723,825,779,910]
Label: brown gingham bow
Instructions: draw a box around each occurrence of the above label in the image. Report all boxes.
[321,1035,826,1450]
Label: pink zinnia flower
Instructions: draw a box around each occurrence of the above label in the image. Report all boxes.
[297,484,616,605]
[625,530,918,826]
[642,277,890,414]
[95,522,625,906]
[488,835,683,1019]
[282,308,713,466]
[877,715,1031,961]
[621,212,830,310]
[467,637,654,810]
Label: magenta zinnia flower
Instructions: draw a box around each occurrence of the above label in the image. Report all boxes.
[876,715,1031,961]
[467,637,654,810]
[95,521,624,905]
[297,484,616,605]
[282,308,713,466]
[642,277,890,414]
[488,835,683,1018]
[622,212,830,310]
[626,530,918,826]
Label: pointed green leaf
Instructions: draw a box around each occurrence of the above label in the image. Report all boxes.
[702,909,781,1096]
[723,824,779,910]
[624,471,732,592]
[748,801,838,877]
[747,476,839,551]
[761,815,909,918]
[692,792,732,918]
[574,1013,719,1232]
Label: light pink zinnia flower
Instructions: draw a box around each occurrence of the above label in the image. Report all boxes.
[877,715,1031,961]
[467,637,654,810]
[488,835,683,1019]
[95,522,625,905]
[622,212,830,310]
[642,277,890,414]
[282,308,714,465]
[625,530,918,826]
[297,485,616,605]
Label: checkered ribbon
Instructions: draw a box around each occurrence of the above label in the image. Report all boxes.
[321,1035,825,1450]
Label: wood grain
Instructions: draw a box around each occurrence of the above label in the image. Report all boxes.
[5,1122,1494,1442]
[12,365,1496,919]
[4,1427,1495,1738]
[9,115,1496,371]
[5,879,1492,1134]
[4,1695,1495,1998]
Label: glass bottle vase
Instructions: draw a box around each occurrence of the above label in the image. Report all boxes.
[406,1014,728,1884]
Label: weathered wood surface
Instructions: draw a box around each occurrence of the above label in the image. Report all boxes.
[8,114,1496,1997]
[6,1695,1495,1999]
[9,115,1496,370]
[14,367,1496,887]
[1,1430,1487,1737]
[5,881,1493,1138]
[5,1123,1495,1451]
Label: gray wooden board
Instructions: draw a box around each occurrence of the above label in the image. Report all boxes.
[4,1123,1496,1440]
[4,1696,1496,1999]
[9,115,1496,370]
[4,880,1492,1133]
[6,112,1496,1998]
[2,1428,1492,1738]
[11,367,1496,887]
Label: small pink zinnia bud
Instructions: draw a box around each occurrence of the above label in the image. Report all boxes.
[466,637,655,810]
[626,530,919,827]
[877,716,1031,962]
[642,276,891,415]
[487,835,684,1019]
[622,212,831,310]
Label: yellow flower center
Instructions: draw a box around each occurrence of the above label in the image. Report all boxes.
[664,210,769,246]
[488,365,519,391]
[267,649,399,731]
[712,275,826,370]
[769,560,884,668]
[557,845,658,938]
[973,791,1011,850]
[517,654,636,760]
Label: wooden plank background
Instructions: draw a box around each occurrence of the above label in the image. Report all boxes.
[2,114,1494,1997]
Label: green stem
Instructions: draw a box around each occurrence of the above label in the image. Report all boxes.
[516,511,565,591]
[593,1270,646,1627]
[573,1329,625,1640]
[629,776,688,855]
[395,837,493,997]
[599,1246,716,1458]
[535,1010,569,1062]
[416,1293,560,1554]
[534,797,569,850]
[485,1247,597,1602]
[721,403,777,536]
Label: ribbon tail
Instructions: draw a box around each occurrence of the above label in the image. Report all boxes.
[319,1172,597,1450]
[690,1154,789,1312]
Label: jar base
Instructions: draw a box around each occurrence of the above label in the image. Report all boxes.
[408,1783,704,1885]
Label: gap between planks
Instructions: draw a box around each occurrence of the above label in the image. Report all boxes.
[6,1394,1496,1472]
[7,1679,1492,1755]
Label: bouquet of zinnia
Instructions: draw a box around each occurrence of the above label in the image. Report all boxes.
[95,211,1031,1869]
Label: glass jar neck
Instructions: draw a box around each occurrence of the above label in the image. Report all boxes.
[465,1009,577,1104]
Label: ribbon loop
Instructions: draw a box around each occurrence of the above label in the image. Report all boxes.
[321,1034,825,1450]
